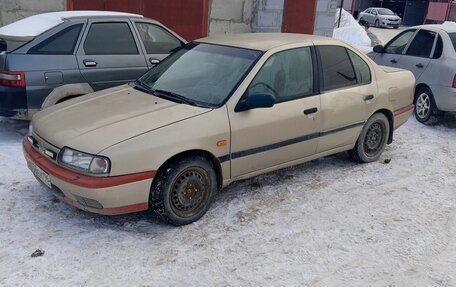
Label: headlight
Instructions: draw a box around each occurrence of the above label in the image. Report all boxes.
[58,147,110,175]
[28,122,33,137]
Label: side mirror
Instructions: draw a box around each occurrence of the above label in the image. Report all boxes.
[373,45,385,53]
[235,93,275,112]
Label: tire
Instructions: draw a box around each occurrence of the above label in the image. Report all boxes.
[150,156,217,226]
[393,26,399,29]
[375,19,380,28]
[414,87,440,125]
[349,113,390,163]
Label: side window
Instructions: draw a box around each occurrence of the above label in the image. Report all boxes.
[347,49,371,85]
[248,47,314,103]
[318,45,356,91]
[432,35,443,59]
[384,30,416,54]
[84,22,138,55]
[406,30,436,58]
[28,24,82,55]
[365,9,371,14]
[135,22,181,54]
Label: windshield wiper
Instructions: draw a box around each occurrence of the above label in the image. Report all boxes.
[154,89,199,106]
[132,80,156,95]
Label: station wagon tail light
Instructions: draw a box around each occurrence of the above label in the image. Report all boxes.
[453,74,456,89]
[0,71,26,87]
[58,147,110,175]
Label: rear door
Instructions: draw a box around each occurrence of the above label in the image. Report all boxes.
[131,21,184,68]
[399,29,436,81]
[316,45,376,153]
[76,18,148,91]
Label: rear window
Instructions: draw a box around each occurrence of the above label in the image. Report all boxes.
[449,33,456,52]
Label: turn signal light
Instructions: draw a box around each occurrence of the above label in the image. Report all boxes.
[0,71,26,87]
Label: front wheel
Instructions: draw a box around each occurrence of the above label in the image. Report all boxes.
[349,113,390,163]
[414,87,440,125]
[150,156,217,226]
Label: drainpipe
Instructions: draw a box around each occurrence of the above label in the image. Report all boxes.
[338,0,345,28]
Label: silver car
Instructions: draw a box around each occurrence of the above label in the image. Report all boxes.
[368,24,456,124]
[0,11,185,120]
[359,7,401,29]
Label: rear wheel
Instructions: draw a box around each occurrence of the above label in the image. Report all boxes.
[414,87,440,125]
[150,156,217,226]
[349,113,390,163]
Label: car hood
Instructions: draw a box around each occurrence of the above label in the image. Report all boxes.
[32,84,211,154]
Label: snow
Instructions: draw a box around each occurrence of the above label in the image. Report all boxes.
[0,11,143,38]
[1,114,456,286]
[333,9,373,53]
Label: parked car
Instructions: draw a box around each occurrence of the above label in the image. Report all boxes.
[368,24,456,124]
[358,7,401,29]
[0,11,186,120]
[23,34,415,225]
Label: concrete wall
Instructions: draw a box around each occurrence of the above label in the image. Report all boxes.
[208,0,284,35]
[252,0,284,33]
[314,0,338,37]
[208,0,254,35]
[0,0,66,27]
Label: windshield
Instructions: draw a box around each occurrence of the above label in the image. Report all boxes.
[377,8,395,16]
[138,43,262,108]
[449,33,456,52]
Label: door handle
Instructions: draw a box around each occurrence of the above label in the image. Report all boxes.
[415,63,424,68]
[390,59,397,64]
[304,107,318,115]
[364,94,374,101]
[149,58,160,65]
[83,59,97,67]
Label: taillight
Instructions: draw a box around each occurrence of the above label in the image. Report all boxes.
[0,71,26,87]
[453,74,456,89]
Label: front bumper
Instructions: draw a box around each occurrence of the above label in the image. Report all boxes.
[381,19,401,28]
[23,138,156,215]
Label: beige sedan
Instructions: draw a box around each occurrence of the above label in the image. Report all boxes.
[24,34,415,225]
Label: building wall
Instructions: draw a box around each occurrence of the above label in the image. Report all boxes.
[0,0,66,27]
[314,0,338,37]
[209,0,336,36]
[208,0,254,35]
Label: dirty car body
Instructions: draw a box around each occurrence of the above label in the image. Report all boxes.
[24,33,415,225]
[0,11,185,120]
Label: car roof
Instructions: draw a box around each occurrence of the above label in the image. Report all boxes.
[0,11,143,38]
[196,33,338,51]
[409,23,456,33]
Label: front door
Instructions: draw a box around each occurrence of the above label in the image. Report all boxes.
[229,46,321,178]
[76,18,148,91]
[374,29,417,68]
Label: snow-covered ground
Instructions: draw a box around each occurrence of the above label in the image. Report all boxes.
[1,114,456,286]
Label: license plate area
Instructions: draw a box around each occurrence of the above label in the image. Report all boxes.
[27,158,52,189]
